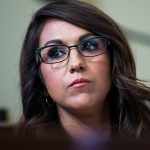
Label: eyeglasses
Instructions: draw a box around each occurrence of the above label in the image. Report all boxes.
[36,36,109,64]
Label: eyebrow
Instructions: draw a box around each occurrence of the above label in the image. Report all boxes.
[79,33,94,41]
[44,32,94,46]
[44,40,63,46]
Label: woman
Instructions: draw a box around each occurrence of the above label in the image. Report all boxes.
[19,0,150,141]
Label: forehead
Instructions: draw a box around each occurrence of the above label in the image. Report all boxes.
[39,20,91,46]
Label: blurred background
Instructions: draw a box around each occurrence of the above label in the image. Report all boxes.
[0,0,150,124]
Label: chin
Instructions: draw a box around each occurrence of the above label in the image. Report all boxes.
[67,98,97,111]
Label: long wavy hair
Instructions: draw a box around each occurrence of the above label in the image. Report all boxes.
[19,0,150,139]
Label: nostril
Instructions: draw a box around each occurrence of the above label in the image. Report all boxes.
[79,66,84,71]
[69,66,85,73]
[70,68,75,73]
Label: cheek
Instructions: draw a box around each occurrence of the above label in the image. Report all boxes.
[90,55,111,91]
[40,65,63,95]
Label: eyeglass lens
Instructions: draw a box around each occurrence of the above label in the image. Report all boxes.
[39,37,107,64]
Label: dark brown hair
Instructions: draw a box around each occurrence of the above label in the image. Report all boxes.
[19,0,150,139]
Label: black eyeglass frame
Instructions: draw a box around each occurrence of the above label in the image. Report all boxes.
[35,36,110,64]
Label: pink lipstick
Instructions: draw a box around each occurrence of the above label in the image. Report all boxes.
[69,78,91,88]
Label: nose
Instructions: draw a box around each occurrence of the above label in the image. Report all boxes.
[68,47,86,73]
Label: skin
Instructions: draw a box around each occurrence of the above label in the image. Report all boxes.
[39,20,112,137]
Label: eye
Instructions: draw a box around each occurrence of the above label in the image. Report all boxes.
[80,38,99,52]
[47,46,67,59]
[86,40,98,50]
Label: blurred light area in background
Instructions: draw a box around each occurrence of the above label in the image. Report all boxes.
[100,0,150,86]
[0,0,149,123]
[0,0,43,124]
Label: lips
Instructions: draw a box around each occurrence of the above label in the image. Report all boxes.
[68,78,91,88]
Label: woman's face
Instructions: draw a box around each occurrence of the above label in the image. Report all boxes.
[39,20,111,114]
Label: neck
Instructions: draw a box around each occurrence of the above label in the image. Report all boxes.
[57,106,111,139]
